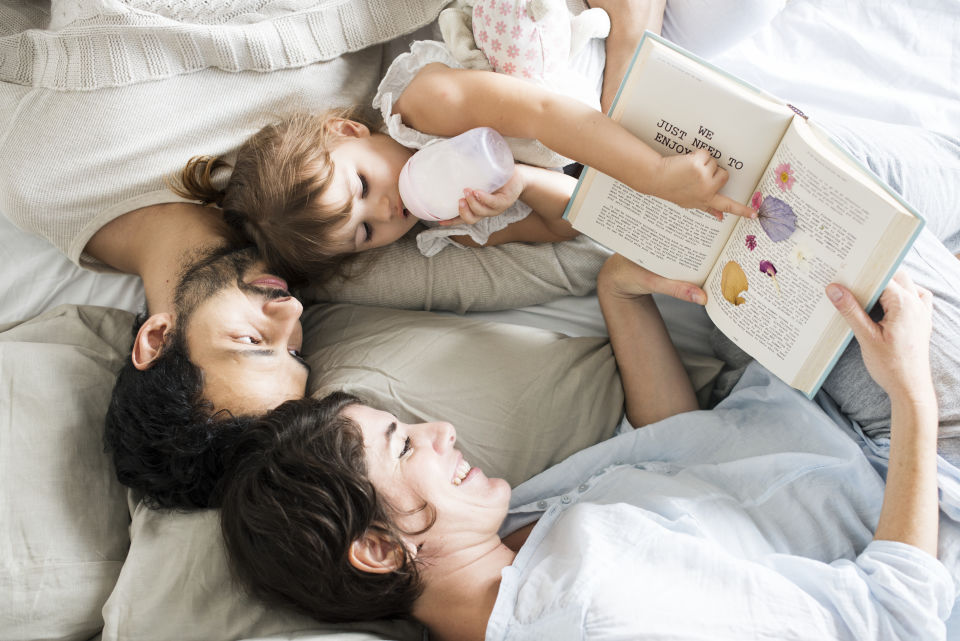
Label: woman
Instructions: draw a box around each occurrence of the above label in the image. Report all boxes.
[218,255,951,640]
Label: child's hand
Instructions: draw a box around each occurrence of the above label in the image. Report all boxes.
[437,168,525,227]
[657,149,755,220]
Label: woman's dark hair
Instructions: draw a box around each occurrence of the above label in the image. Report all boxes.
[104,314,255,509]
[169,110,376,286]
[218,393,425,623]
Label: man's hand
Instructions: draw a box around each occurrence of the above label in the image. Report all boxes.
[599,253,707,305]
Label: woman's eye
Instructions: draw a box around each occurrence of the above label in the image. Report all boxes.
[359,174,369,198]
[238,336,261,345]
[362,222,373,243]
[399,436,412,458]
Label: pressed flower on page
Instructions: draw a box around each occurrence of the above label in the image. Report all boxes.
[721,261,749,305]
[774,163,796,191]
[759,260,781,295]
[751,191,763,211]
[757,196,797,242]
[745,234,757,251]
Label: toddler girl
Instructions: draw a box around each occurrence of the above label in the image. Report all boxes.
[173,11,754,284]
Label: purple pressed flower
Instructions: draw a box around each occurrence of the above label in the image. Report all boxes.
[745,234,757,251]
[759,260,781,295]
[757,196,797,242]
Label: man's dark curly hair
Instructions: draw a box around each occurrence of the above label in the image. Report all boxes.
[103,313,255,509]
[218,393,425,623]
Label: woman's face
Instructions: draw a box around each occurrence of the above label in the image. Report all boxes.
[344,405,511,551]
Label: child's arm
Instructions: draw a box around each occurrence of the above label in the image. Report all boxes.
[445,164,578,246]
[394,64,755,219]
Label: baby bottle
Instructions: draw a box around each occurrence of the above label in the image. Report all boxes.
[398,127,515,221]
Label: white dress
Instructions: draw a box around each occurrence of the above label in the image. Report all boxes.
[373,39,605,257]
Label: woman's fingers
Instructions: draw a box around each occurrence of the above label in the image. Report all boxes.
[827,282,878,344]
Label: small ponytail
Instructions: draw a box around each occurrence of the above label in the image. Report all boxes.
[169,155,230,206]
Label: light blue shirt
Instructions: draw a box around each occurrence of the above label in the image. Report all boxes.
[488,364,956,640]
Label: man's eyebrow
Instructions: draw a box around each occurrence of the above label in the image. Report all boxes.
[230,348,310,373]
[384,421,397,445]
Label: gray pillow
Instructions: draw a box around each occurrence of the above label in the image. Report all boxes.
[303,233,612,313]
[303,303,625,486]
[0,305,131,641]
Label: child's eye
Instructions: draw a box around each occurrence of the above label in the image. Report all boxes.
[399,436,412,458]
[362,222,372,243]
[238,336,261,345]
[359,174,369,198]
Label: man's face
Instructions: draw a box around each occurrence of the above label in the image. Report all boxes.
[174,247,310,414]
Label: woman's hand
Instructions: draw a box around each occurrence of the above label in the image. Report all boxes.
[599,254,699,426]
[437,167,525,227]
[826,272,934,403]
[599,253,707,305]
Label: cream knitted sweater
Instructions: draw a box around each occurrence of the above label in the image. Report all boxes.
[0,0,447,267]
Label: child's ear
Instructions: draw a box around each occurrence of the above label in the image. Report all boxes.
[327,118,370,139]
[348,529,406,574]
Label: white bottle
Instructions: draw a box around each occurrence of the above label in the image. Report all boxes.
[398,127,515,221]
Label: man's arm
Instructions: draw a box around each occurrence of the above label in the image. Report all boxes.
[598,255,700,427]
[84,202,229,314]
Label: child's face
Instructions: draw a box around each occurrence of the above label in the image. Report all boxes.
[324,130,418,253]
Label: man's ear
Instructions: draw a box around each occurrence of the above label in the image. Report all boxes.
[326,118,370,139]
[131,313,175,371]
[348,529,406,574]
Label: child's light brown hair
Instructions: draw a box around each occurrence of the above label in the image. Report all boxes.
[171,109,371,285]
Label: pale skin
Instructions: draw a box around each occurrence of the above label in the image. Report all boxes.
[347,257,940,641]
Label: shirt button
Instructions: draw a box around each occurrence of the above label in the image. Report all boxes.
[578,484,588,493]
[561,495,571,504]
[536,500,547,509]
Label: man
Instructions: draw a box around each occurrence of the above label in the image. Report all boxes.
[85,202,311,508]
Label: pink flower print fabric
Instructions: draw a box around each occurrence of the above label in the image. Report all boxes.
[472,0,571,80]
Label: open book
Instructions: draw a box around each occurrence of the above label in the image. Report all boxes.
[564,33,923,397]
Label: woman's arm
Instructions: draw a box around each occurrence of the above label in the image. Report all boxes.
[597,255,700,427]
[394,64,754,218]
[827,273,938,556]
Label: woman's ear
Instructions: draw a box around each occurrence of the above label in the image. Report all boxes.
[326,118,370,139]
[131,313,175,371]
[348,529,406,574]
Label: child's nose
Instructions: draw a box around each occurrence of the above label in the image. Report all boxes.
[372,195,392,222]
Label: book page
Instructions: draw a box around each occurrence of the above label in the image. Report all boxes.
[703,119,920,393]
[566,35,795,284]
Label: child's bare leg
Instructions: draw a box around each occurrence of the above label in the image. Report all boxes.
[590,0,666,112]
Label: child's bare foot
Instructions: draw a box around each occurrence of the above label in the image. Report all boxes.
[589,0,667,111]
